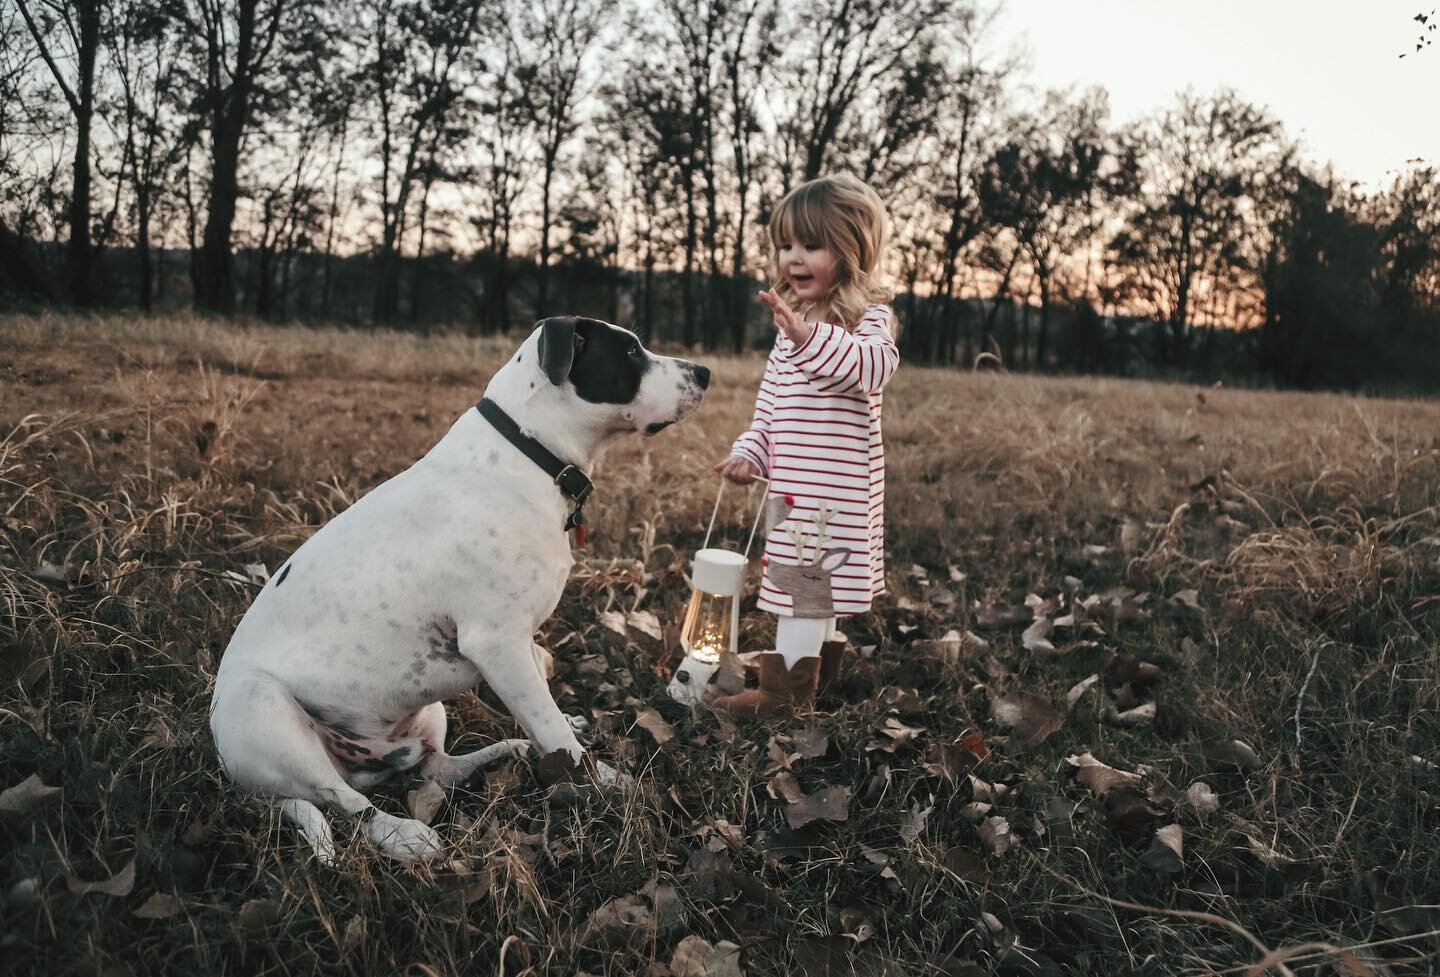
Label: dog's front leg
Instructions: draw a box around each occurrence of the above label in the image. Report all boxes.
[468,631,619,782]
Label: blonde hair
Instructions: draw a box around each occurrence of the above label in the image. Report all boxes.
[768,173,896,333]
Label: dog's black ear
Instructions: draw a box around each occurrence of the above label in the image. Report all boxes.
[536,317,578,386]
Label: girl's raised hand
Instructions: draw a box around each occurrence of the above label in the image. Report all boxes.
[758,288,810,344]
[713,455,759,485]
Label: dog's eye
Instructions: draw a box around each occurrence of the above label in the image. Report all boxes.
[629,344,642,358]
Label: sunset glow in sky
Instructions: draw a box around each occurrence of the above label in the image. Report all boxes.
[1001,1,1439,190]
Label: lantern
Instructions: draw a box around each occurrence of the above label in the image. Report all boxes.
[667,480,767,706]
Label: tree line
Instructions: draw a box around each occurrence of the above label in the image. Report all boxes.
[2,0,1438,390]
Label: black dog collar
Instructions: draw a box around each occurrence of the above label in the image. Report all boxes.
[476,397,593,533]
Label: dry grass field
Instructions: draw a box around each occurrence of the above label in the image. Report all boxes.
[2,311,1439,976]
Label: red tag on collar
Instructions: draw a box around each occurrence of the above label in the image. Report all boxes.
[574,523,587,547]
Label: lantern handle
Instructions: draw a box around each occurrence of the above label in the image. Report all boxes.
[702,475,770,559]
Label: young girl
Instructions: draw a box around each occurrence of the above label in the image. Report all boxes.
[711,173,900,718]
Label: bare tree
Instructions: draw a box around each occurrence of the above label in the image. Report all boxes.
[512,0,607,316]
[13,0,106,304]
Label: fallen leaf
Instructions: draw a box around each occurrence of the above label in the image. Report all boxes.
[1142,824,1184,875]
[1105,700,1157,726]
[767,772,806,804]
[712,651,747,696]
[1170,588,1202,611]
[1065,674,1101,709]
[1065,753,1143,796]
[866,716,926,753]
[899,802,932,843]
[0,774,61,815]
[598,610,628,636]
[671,935,744,977]
[975,603,1029,629]
[241,563,269,585]
[584,894,654,946]
[791,727,829,759]
[634,708,675,746]
[923,729,989,781]
[237,897,281,932]
[407,779,445,824]
[786,786,851,829]
[979,816,1014,856]
[941,847,986,881]
[1120,518,1142,554]
[1186,781,1220,819]
[1021,617,1056,655]
[627,610,663,642]
[342,914,367,955]
[1103,786,1166,829]
[989,690,1063,750]
[132,892,181,919]
[66,860,136,898]
[1108,653,1165,688]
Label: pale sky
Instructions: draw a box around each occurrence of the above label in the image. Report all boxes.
[999,1,1439,190]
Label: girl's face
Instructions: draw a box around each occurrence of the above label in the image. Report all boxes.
[777,238,839,308]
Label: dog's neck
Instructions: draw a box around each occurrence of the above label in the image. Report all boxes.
[481,341,618,472]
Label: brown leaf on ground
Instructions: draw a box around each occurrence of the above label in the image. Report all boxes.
[1170,588,1203,611]
[979,815,1014,856]
[1021,617,1056,655]
[406,779,445,824]
[0,773,61,816]
[791,727,829,759]
[866,715,926,753]
[583,894,654,947]
[767,772,806,804]
[786,785,852,829]
[1103,785,1166,829]
[1142,824,1184,875]
[941,847,986,881]
[1065,752,1143,796]
[712,651,747,696]
[132,892,181,919]
[598,610,628,636]
[975,603,1029,629]
[989,689,1063,750]
[1107,653,1164,689]
[671,935,744,977]
[634,708,676,746]
[923,729,989,781]
[341,914,367,956]
[626,609,663,641]
[237,898,282,932]
[66,859,136,898]
[875,687,927,715]
[1185,781,1220,818]
[899,802,932,843]
[1065,674,1101,709]
[1104,700,1157,726]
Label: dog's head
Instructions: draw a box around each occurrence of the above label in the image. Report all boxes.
[528,316,709,435]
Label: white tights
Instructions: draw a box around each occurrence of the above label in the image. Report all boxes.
[775,616,840,668]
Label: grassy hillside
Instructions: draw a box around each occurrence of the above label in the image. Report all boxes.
[2,311,1438,976]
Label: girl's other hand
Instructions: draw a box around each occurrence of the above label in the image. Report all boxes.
[713,455,759,485]
[757,288,810,345]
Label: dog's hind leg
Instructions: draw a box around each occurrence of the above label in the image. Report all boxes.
[407,701,532,786]
[211,672,444,863]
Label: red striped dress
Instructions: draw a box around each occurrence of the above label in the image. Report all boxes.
[730,304,900,618]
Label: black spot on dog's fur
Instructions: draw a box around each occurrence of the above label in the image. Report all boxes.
[275,564,291,586]
[425,617,465,663]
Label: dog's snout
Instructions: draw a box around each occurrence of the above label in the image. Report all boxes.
[691,364,711,390]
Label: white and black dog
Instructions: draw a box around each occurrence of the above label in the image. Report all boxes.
[210,317,709,863]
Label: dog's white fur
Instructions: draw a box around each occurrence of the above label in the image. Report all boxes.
[209,321,706,863]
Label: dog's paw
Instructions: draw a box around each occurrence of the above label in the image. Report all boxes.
[566,713,592,740]
[364,812,444,863]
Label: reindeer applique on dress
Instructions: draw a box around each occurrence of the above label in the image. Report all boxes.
[764,498,853,618]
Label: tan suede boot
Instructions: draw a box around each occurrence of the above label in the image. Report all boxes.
[710,654,821,719]
[817,639,846,692]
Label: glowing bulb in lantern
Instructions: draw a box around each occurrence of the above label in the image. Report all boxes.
[668,548,747,705]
